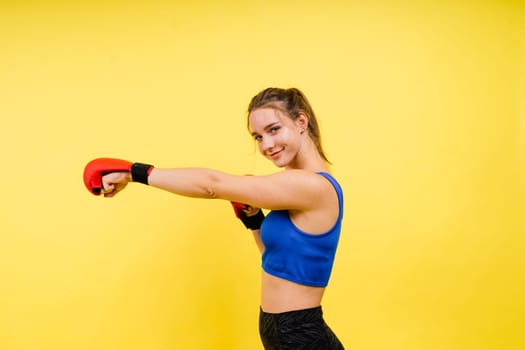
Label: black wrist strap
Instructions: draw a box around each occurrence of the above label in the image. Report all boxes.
[240,210,265,230]
[131,162,154,185]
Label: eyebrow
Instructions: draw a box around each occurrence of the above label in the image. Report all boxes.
[251,122,280,136]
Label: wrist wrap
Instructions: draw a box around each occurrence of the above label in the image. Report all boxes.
[240,210,265,230]
[131,162,154,185]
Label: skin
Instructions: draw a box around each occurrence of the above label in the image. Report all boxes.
[102,107,340,313]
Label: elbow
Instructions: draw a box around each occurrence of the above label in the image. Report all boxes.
[202,170,221,199]
[204,186,217,198]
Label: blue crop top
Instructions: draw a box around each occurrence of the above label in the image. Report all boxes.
[259,172,344,287]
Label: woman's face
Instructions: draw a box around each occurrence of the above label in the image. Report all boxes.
[248,107,305,168]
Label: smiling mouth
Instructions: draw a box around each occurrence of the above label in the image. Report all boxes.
[269,149,283,159]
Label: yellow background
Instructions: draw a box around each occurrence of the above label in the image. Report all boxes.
[1,1,523,349]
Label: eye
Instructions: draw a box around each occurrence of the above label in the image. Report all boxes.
[269,126,280,134]
[254,135,262,142]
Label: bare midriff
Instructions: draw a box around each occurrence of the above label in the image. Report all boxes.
[260,270,325,313]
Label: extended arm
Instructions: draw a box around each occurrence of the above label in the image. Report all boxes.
[84,158,333,211]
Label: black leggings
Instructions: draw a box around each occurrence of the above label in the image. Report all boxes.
[259,306,345,350]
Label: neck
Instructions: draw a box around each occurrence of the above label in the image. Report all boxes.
[286,137,330,173]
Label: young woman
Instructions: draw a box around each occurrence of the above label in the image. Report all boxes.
[84,87,345,349]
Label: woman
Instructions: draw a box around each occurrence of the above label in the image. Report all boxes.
[84,87,345,349]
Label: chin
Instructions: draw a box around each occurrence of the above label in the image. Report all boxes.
[272,157,293,168]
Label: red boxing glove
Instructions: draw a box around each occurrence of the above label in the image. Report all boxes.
[83,157,154,195]
[229,174,264,230]
[230,201,265,230]
[231,201,249,219]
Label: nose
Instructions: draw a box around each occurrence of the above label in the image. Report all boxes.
[259,136,275,154]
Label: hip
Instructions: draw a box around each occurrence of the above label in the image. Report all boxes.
[259,306,344,350]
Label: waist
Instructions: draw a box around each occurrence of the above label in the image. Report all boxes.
[261,270,325,313]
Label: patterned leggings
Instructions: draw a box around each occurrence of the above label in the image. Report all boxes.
[259,306,345,350]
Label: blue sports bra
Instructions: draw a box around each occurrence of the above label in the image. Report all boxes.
[260,172,344,287]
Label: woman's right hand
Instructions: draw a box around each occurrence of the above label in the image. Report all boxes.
[102,172,131,197]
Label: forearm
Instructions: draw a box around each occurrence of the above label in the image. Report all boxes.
[147,167,226,199]
[251,229,265,254]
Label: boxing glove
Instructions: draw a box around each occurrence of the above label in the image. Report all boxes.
[230,201,265,230]
[83,157,154,195]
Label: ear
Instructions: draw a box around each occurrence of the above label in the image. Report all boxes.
[295,112,309,131]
